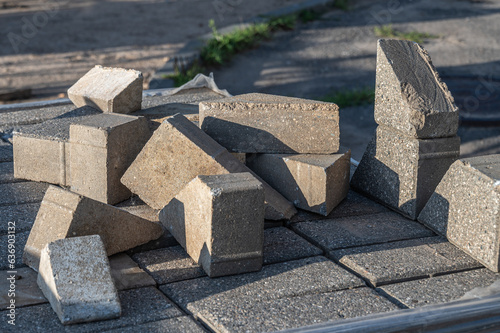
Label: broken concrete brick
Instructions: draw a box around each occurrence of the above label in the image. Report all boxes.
[159,173,264,277]
[418,155,500,272]
[37,235,121,324]
[68,65,143,114]
[13,107,99,185]
[121,113,296,220]
[374,39,458,138]
[351,126,460,219]
[69,113,150,204]
[199,93,339,154]
[23,185,163,271]
[247,149,351,216]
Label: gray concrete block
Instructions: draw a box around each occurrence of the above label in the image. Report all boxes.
[23,186,163,271]
[351,126,460,219]
[329,236,482,287]
[121,113,296,220]
[247,149,350,216]
[199,93,340,154]
[37,235,121,325]
[263,227,322,264]
[132,245,206,284]
[418,155,500,272]
[379,268,500,308]
[0,287,182,332]
[68,65,143,114]
[108,253,156,291]
[0,203,39,235]
[159,173,264,277]
[161,256,365,308]
[292,212,434,252]
[374,39,458,138]
[187,288,397,333]
[1,231,29,270]
[104,316,207,333]
[69,113,150,204]
[0,267,47,309]
[0,182,48,206]
[12,107,99,185]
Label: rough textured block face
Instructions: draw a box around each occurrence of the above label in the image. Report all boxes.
[121,113,296,220]
[374,39,458,138]
[247,149,350,216]
[419,155,500,272]
[68,65,143,114]
[351,126,460,219]
[69,113,150,204]
[23,186,163,271]
[37,235,120,325]
[159,173,264,277]
[199,93,340,153]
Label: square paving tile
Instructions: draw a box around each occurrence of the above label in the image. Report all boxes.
[292,212,434,251]
[329,236,483,287]
[263,227,322,264]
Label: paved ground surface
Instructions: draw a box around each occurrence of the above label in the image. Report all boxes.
[0,89,499,332]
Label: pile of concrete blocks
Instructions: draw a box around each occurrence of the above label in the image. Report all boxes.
[351,39,460,220]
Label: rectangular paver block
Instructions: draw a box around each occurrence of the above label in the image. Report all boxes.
[68,65,143,114]
[374,39,458,138]
[37,235,121,325]
[247,149,350,216]
[418,155,500,271]
[121,113,296,220]
[199,93,340,153]
[23,185,163,271]
[69,113,150,204]
[159,173,264,277]
[351,126,460,219]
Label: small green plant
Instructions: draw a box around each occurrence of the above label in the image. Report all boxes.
[298,9,321,23]
[374,24,438,44]
[320,87,375,108]
[268,14,297,30]
[333,0,350,11]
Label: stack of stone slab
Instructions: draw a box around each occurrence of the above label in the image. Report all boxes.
[351,39,460,220]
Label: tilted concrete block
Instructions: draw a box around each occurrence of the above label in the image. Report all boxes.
[351,126,460,219]
[418,155,500,272]
[13,107,99,185]
[23,185,163,271]
[37,235,121,324]
[374,39,458,138]
[69,113,150,204]
[121,113,296,220]
[199,93,339,154]
[68,65,143,114]
[247,149,351,216]
[159,173,264,277]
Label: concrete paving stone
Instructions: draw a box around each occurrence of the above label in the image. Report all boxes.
[0,287,183,332]
[292,212,435,252]
[140,87,226,109]
[0,162,20,184]
[0,202,40,236]
[108,253,156,291]
[12,107,99,185]
[68,65,143,114]
[263,227,322,264]
[351,125,460,219]
[160,173,264,277]
[161,256,365,309]
[37,235,121,325]
[287,190,389,224]
[188,288,397,333]
[378,268,500,309]
[23,185,163,271]
[1,231,29,270]
[0,141,13,162]
[115,197,160,221]
[247,149,350,216]
[0,182,48,206]
[329,236,483,287]
[103,316,207,333]
[419,155,500,272]
[0,104,74,133]
[132,245,206,284]
[121,113,296,220]
[69,113,150,204]
[0,267,46,309]
[374,39,458,139]
[199,93,340,154]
